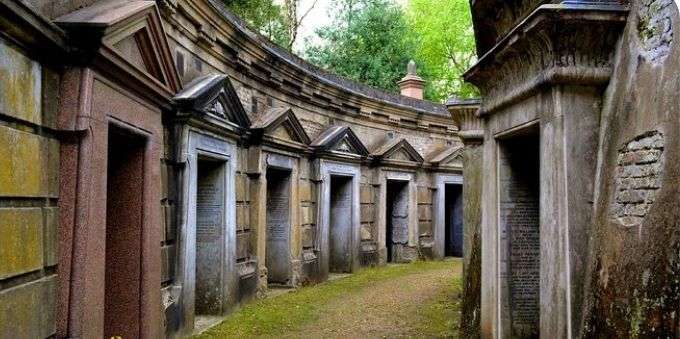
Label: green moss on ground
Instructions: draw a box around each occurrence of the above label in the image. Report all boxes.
[194,260,461,338]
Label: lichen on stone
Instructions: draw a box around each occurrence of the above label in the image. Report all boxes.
[637,0,675,62]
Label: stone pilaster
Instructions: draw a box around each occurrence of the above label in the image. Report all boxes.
[447,97,484,338]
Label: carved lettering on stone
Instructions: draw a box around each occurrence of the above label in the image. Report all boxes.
[196,176,222,242]
[612,131,665,227]
[499,143,540,338]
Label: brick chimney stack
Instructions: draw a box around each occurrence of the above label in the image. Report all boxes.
[398,60,425,100]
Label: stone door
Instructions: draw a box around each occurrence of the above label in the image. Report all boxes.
[329,175,353,273]
[266,169,292,284]
[386,180,409,262]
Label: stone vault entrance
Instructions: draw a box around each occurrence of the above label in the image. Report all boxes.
[386,180,409,263]
[498,126,540,338]
[444,184,463,258]
[329,175,354,273]
[105,126,146,339]
[195,158,227,316]
[266,168,293,285]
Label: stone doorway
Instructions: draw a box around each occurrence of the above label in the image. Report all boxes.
[498,126,540,338]
[266,168,292,285]
[329,175,353,273]
[104,126,146,339]
[195,158,227,317]
[386,180,409,262]
[444,184,463,257]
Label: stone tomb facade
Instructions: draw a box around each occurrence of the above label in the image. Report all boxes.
[53,2,181,338]
[311,126,368,277]
[372,138,424,263]
[464,1,628,337]
[249,107,311,288]
[171,74,244,335]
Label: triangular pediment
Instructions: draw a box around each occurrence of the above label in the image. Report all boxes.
[334,137,358,153]
[428,147,464,167]
[373,138,424,163]
[174,74,251,128]
[56,1,181,93]
[251,107,311,145]
[311,126,369,156]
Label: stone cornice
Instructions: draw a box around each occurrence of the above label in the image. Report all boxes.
[464,3,628,117]
[447,98,483,144]
[159,0,454,132]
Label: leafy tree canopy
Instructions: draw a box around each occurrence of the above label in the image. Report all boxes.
[225,0,478,102]
[224,0,289,47]
[304,0,418,95]
[406,0,478,101]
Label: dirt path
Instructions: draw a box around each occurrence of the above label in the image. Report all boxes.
[282,262,461,338]
[197,260,462,339]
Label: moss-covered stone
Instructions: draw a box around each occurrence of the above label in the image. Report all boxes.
[0,275,56,339]
[0,39,41,125]
[0,125,59,197]
[0,208,44,279]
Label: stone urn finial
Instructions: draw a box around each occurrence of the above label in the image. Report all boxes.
[407,60,417,76]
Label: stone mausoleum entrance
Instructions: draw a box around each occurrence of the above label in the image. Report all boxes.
[105,126,146,339]
[498,126,540,338]
[444,184,463,257]
[386,180,409,262]
[195,158,227,317]
[329,175,353,273]
[266,168,292,285]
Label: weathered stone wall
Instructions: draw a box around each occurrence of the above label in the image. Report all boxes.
[0,37,59,338]
[584,0,680,336]
[460,143,483,339]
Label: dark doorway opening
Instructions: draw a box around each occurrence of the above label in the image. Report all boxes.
[498,125,540,338]
[105,126,146,339]
[195,158,226,317]
[329,175,353,273]
[444,184,463,257]
[386,180,409,263]
[266,168,292,285]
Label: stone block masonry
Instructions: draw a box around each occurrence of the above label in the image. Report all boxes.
[612,131,665,228]
[0,37,60,339]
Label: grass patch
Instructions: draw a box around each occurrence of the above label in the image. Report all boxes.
[194,260,459,338]
[413,270,462,338]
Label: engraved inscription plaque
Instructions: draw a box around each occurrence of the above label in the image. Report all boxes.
[499,135,540,338]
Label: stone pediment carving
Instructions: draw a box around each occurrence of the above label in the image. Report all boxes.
[250,107,311,145]
[173,74,251,128]
[372,138,424,164]
[464,3,628,116]
[56,0,181,93]
[310,126,369,157]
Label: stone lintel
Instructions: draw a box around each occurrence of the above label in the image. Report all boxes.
[464,3,628,116]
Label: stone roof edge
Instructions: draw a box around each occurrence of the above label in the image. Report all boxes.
[464,3,629,80]
[204,0,449,118]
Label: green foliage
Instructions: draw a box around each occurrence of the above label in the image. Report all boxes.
[304,0,419,94]
[407,0,478,101]
[302,0,478,102]
[223,0,290,48]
